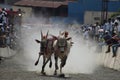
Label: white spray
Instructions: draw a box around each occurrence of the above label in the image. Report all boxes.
[16,17,100,74]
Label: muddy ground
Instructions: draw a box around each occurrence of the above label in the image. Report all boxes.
[0,56,120,80]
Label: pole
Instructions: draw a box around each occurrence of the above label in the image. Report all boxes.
[101,0,109,24]
[105,0,108,21]
[101,0,104,24]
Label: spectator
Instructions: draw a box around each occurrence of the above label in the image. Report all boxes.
[104,31,119,53]
[94,22,100,42]
[112,34,120,57]
[83,29,89,40]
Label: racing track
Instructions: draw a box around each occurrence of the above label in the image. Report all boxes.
[0,23,120,80]
[0,54,120,80]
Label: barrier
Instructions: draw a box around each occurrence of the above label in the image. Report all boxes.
[0,47,16,58]
[0,45,120,71]
[99,45,120,71]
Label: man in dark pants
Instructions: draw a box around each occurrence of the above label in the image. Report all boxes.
[103,31,112,53]
[103,32,118,53]
[112,35,120,57]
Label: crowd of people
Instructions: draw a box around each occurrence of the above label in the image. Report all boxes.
[81,17,120,57]
[0,6,120,60]
[0,7,22,49]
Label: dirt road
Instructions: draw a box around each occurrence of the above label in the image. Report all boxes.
[0,56,120,80]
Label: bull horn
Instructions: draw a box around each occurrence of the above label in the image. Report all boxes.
[46,30,49,38]
[41,30,43,40]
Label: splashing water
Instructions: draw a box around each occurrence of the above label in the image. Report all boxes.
[16,17,100,74]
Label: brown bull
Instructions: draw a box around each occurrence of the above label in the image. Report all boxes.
[35,31,55,75]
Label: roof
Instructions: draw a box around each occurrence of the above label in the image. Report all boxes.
[14,0,70,8]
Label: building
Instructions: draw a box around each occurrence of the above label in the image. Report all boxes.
[13,0,76,17]
[68,0,120,24]
[13,0,120,24]
[13,0,78,24]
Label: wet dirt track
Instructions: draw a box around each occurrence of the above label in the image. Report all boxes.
[1,11,120,80]
[0,57,120,80]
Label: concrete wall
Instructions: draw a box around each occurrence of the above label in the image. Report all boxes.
[84,11,115,24]
[84,11,101,24]
[0,46,120,71]
[98,46,120,71]
[0,47,16,58]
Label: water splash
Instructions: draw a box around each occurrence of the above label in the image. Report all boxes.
[17,17,99,74]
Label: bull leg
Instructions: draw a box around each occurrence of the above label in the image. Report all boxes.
[41,56,51,75]
[49,57,52,68]
[60,56,67,74]
[54,56,58,75]
[41,56,46,75]
[35,52,42,66]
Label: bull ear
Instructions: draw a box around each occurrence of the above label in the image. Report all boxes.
[51,35,58,40]
[66,37,71,41]
[41,30,43,40]
[46,30,49,38]
[35,39,41,43]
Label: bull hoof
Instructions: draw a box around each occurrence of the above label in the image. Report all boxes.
[49,63,52,68]
[58,74,65,77]
[41,72,46,75]
[54,72,57,75]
